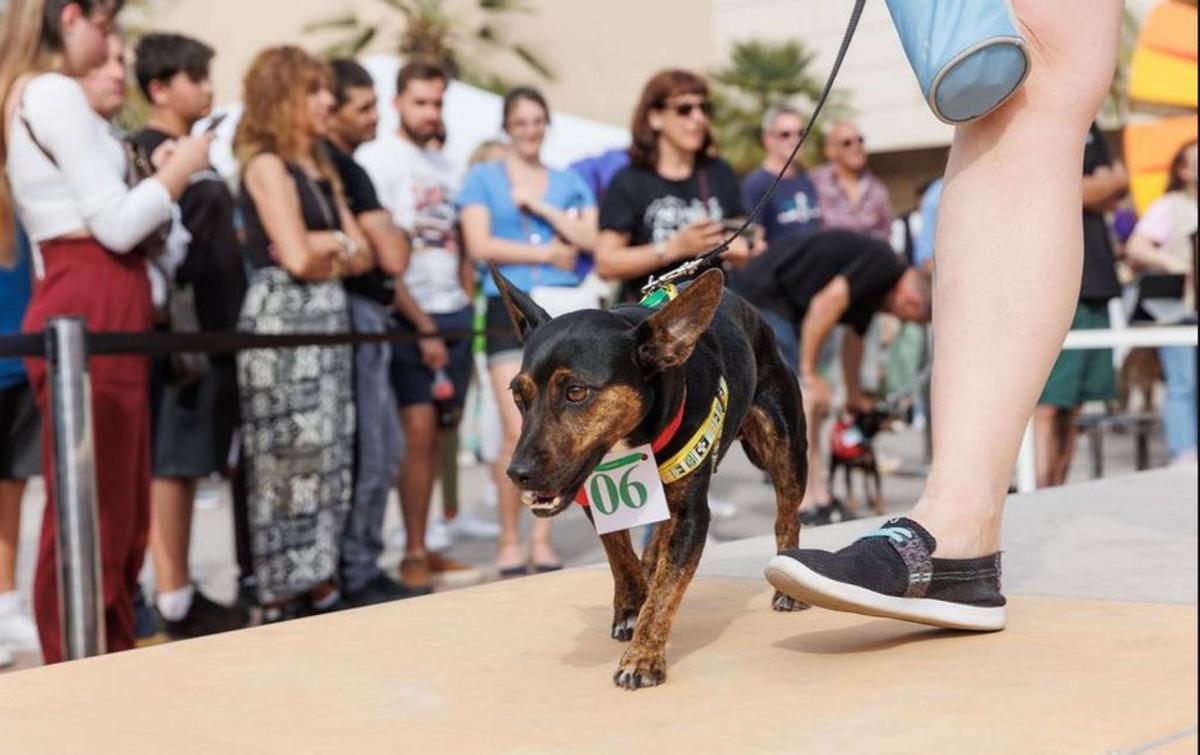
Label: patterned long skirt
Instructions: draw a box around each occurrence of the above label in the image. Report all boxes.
[236,268,355,604]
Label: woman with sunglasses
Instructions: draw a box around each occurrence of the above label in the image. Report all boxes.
[595,69,761,302]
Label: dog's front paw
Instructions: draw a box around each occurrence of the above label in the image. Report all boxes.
[772,590,811,612]
[611,611,637,642]
[612,646,667,690]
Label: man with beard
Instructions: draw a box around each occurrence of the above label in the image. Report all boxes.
[356,61,480,592]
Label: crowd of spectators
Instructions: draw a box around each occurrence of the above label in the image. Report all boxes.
[0,0,1192,667]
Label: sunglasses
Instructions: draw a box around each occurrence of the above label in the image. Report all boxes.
[839,135,865,148]
[665,101,714,118]
[774,130,801,140]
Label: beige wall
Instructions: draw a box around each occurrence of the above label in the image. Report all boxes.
[144,0,1153,154]
[143,0,711,129]
[711,0,954,154]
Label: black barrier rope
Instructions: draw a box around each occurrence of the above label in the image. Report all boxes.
[0,326,515,359]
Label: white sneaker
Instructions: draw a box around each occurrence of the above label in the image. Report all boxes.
[444,513,501,540]
[708,498,739,520]
[424,518,453,553]
[0,645,13,669]
[390,519,454,553]
[388,525,406,550]
[0,603,40,651]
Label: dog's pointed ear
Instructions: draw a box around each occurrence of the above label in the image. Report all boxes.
[633,268,725,372]
[490,263,550,343]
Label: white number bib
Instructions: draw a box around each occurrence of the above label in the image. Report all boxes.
[583,444,671,536]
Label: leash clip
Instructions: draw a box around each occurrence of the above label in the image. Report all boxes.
[641,256,705,294]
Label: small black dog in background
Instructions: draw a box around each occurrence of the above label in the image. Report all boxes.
[827,394,907,518]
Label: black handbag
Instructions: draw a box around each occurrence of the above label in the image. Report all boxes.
[154,261,211,387]
[1130,273,1185,323]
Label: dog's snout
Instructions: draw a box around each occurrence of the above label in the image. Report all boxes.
[507,458,537,488]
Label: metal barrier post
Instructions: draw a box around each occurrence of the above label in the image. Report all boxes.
[45,316,105,660]
[1016,420,1038,494]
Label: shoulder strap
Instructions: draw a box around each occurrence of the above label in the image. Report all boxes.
[17,94,57,167]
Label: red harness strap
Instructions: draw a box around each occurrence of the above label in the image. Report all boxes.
[575,390,687,507]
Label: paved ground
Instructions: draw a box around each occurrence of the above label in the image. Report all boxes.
[2,415,1176,672]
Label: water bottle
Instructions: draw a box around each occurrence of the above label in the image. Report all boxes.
[432,368,455,402]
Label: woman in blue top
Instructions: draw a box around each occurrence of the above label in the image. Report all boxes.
[460,86,597,576]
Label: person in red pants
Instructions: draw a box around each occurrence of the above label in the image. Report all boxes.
[0,0,210,663]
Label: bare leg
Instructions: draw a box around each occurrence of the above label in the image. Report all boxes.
[1033,406,1061,488]
[149,478,197,593]
[909,0,1124,557]
[800,393,831,508]
[0,480,26,594]
[398,404,438,558]
[1053,407,1082,485]
[489,359,528,571]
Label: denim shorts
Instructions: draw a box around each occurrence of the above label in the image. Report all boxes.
[390,305,475,409]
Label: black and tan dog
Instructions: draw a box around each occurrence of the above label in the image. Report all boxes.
[493,266,808,690]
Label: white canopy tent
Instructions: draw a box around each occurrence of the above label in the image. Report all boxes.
[200,53,629,184]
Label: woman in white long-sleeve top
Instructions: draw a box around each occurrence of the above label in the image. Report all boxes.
[0,0,210,663]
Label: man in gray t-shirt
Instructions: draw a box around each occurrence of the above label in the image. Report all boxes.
[356,61,481,592]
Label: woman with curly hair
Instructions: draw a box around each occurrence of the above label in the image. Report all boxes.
[233,45,374,619]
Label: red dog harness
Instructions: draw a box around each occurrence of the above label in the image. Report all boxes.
[830,418,868,462]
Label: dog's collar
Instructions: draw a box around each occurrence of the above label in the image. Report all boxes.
[651,388,687,454]
[576,377,728,508]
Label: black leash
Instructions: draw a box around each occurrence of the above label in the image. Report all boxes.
[642,0,868,293]
[0,327,512,360]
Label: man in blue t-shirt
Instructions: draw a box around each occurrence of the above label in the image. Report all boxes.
[741,106,822,246]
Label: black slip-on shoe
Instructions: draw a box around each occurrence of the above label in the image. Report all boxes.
[162,588,250,639]
[343,573,431,608]
[765,517,1006,631]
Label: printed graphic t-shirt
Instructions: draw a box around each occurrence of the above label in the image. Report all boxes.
[599,157,745,299]
[357,134,469,314]
[741,167,822,245]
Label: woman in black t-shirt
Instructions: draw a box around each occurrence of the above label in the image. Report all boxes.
[595,69,762,300]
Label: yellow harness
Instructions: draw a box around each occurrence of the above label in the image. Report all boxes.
[657,377,728,483]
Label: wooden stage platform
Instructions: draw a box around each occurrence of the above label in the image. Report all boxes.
[0,467,1196,754]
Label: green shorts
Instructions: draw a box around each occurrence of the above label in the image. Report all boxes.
[1039,301,1115,408]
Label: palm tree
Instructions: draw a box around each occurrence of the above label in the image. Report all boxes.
[710,39,853,175]
[304,0,554,93]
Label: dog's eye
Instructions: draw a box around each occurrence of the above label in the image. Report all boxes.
[564,385,590,403]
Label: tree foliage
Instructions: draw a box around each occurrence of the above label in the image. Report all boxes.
[304,0,553,93]
[710,38,853,175]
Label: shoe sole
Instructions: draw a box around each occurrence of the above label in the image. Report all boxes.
[432,569,484,588]
[764,556,1006,632]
